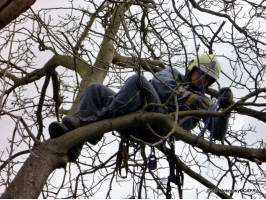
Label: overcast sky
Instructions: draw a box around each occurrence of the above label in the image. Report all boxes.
[0,0,265,198]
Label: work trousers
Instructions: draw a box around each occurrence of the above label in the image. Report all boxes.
[76,74,167,142]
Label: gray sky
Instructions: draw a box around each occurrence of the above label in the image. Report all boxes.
[0,0,265,198]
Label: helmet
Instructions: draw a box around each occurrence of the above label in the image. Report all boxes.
[188,54,221,81]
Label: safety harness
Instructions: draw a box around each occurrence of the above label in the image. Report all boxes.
[166,136,184,199]
[116,136,130,178]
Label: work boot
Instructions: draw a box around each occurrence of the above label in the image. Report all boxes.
[62,116,81,130]
[48,121,83,162]
[62,115,103,145]
[62,102,121,145]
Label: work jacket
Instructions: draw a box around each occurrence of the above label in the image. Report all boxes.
[151,68,229,141]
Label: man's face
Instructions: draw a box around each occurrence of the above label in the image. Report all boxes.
[190,68,212,89]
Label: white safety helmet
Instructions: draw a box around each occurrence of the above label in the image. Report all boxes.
[188,54,221,85]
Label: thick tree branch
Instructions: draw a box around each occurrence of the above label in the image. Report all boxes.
[112,50,166,73]
[0,0,36,30]
[4,55,59,94]
[207,88,266,123]
[68,3,131,116]
[74,1,109,53]
[2,110,265,198]
[2,54,93,95]
[53,111,266,164]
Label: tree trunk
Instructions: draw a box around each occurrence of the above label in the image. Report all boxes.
[1,140,67,199]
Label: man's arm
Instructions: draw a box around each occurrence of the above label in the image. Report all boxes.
[151,68,184,103]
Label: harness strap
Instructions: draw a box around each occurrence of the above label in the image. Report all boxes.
[116,138,129,178]
[166,136,184,199]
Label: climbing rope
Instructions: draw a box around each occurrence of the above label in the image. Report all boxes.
[186,0,226,151]
[186,0,205,95]
[193,91,226,150]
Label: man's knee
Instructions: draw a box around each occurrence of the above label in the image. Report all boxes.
[85,83,104,93]
[126,74,149,87]
[84,83,114,96]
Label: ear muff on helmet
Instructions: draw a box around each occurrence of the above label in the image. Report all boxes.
[188,54,221,84]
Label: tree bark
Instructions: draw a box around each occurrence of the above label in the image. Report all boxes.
[0,140,67,199]
[0,0,36,30]
[2,111,265,198]
[68,4,131,116]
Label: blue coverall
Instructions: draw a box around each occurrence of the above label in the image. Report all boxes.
[76,68,228,142]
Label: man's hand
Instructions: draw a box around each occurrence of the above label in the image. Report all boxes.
[219,87,233,109]
[181,91,212,109]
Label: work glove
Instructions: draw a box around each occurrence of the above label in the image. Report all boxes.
[181,91,212,109]
[218,87,233,109]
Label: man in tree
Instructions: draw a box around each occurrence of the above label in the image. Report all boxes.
[48,54,233,162]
